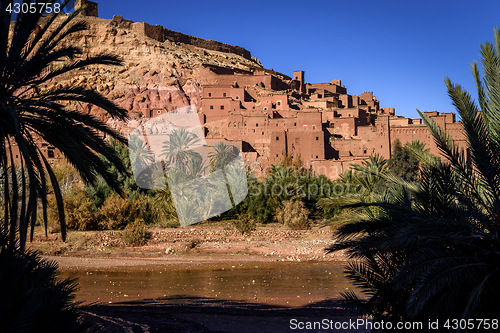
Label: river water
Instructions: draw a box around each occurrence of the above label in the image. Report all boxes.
[60,261,355,307]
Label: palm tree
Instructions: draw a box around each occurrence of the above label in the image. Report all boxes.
[349,153,390,194]
[209,142,241,207]
[128,134,155,172]
[0,0,129,252]
[210,141,238,171]
[327,28,500,325]
[128,134,156,188]
[160,128,202,173]
[1,1,129,331]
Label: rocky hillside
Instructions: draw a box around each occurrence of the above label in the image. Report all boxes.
[40,13,263,134]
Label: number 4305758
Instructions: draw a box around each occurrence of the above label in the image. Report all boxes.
[5,2,61,14]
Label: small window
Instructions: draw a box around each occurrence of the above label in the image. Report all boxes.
[256,123,259,127]
[48,150,54,158]
[208,92,212,97]
[15,155,18,159]
[316,137,319,141]
[316,155,318,158]
[157,110,161,114]
[223,93,227,97]
[264,107,268,111]
[294,123,297,126]
[313,125,316,130]
[318,94,322,98]
[220,105,224,110]
[210,105,214,110]
[303,125,307,130]
[236,96,239,100]
[234,124,236,127]
[276,154,279,157]
[276,136,279,141]
[277,101,281,106]
[364,149,367,154]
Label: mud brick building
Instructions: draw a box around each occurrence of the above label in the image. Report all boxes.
[194,64,466,179]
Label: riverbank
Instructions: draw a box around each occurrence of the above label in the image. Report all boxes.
[32,224,365,332]
[32,223,348,270]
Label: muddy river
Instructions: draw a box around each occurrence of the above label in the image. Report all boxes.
[60,261,356,307]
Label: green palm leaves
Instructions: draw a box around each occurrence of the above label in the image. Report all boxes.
[158,129,245,226]
[0,0,128,251]
[210,141,238,171]
[161,128,203,172]
[329,28,500,323]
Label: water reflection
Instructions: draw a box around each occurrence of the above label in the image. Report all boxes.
[60,261,353,307]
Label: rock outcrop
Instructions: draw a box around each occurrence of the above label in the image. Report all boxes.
[40,13,262,134]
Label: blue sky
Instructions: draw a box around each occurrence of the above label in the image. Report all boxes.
[84,0,498,119]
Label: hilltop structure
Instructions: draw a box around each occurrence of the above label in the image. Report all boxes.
[166,65,466,178]
[9,2,467,179]
[131,63,467,178]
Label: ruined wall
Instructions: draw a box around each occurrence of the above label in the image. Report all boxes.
[306,82,347,95]
[131,22,251,59]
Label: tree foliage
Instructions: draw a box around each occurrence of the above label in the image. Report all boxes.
[388,139,421,182]
[328,28,500,326]
[0,0,128,251]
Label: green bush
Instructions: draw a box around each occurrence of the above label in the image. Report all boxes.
[138,193,157,225]
[276,200,311,230]
[121,220,151,246]
[47,190,97,231]
[153,188,180,227]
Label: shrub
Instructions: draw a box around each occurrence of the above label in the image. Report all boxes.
[153,189,180,227]
[138,193,157,225]
[47,190,97,231]
[276,200,311,230]
[97,193,141,230]
[232,214,257,235]
[182,238,201,251]
[121,220,151,246]
[49,162,81,196]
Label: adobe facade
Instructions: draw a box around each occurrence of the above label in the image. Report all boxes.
[12,62,466,179]
[187,64,466,179]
